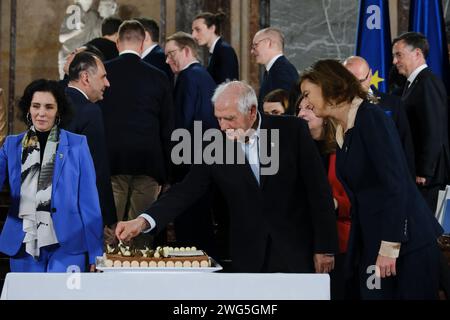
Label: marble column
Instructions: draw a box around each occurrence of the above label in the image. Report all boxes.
[176,0,204,33]
[270,0,358,73]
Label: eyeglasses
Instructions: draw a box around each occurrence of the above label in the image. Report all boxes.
[251,38,270,50]
[359,69,371,83]
[165,47,184,59]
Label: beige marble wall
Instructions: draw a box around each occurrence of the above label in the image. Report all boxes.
[1,0,160,133]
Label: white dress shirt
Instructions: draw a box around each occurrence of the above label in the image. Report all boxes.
[209,37,221,54]
[141,44,158,59]
[265,54,283,72]
[406,64,428,87]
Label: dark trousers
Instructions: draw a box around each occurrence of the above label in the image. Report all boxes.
[330,253,346,300]
[359,243,440,300]
[439,249,450,299]
[419,184,450,299]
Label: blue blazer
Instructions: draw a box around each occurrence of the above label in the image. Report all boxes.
[336,102,443,267]
[174,62,218,131]
[207,38,239,85]
[0,130,104,264]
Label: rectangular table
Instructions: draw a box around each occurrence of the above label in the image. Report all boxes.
[1,272,330,300]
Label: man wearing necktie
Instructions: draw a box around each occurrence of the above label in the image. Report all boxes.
[392,32,450,212]
[115,81,338,274]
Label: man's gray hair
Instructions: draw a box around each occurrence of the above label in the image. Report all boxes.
[211,81,258,114]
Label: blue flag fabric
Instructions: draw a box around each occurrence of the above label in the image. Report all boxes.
[356,0,392,93]
[444,200,450,234]
[409,0,450,91]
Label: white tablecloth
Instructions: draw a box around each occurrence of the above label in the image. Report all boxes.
[1,272,330,300]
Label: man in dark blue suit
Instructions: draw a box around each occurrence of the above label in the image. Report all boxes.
[99,21,174,247]
[65,52,117,242]
[192,12,239,85]
[165,32,218,132]
[160,31,218,254]
[137,18,174,85]
[251,28,298,111]
[344,55,416,179]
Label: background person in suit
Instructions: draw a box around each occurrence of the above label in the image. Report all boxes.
[343,55,415,179]
[300,59,443,299]
[392,32,450,212]
[59,44,105,89]
[86,17,122,62]
[165,32,218,132]
[65,51,117,243]
[0,79,103,272]
[160,32,218,254]
[251,27,298,111]
[191,11,239,85]
[115,81,338,274]
[99,20,174,247]
[137,18,174,84]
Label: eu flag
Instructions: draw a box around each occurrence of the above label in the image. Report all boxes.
[409,0,450,91]
[356,0,392,93]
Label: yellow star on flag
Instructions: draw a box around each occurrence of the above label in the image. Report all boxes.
[370,70,384,89]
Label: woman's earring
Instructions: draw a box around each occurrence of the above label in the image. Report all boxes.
[26,112,32,127]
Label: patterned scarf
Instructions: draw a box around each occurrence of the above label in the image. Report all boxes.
[19,125,59,259]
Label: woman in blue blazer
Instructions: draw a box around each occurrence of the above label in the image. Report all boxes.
[192,11,239,85]
[300,60,443,299]
[0,79,103,272]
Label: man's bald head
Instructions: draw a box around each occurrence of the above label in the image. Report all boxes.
[256,28,284,51]
[343,56,372,91]
[251,28,285,66]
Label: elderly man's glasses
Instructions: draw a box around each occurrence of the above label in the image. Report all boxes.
[251,38,270,50]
